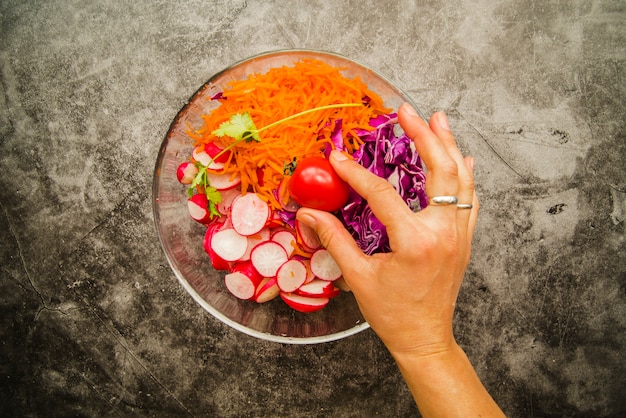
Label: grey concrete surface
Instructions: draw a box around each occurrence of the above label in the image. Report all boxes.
[1,0,624,416]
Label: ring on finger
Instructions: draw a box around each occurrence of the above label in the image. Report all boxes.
[429,195,459,205]
[456,203,473,209]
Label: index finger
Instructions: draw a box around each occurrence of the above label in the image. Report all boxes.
[328,151,415,230]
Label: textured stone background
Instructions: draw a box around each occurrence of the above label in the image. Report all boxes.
[1,1,624,416]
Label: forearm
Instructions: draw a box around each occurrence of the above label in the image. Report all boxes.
[390,342,505,418]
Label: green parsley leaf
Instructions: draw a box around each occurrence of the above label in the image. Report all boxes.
[212,112,261,142]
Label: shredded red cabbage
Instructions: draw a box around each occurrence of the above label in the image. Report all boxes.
[334,113,428,255]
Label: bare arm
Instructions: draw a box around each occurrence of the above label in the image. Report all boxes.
[296,103,504,417]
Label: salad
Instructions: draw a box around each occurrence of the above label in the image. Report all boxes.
[176,58,427,313]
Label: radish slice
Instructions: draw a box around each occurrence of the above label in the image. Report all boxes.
[276,178,300,212]
[216,188,241,215]
[255,277,280,303]
[241,227,271,261]
[271,229,296,257]
[276,259,308,292]
[280,292,329,313]
[187,193,214,224]
[192,143,231,169]
[203,223,232,271]
[295,279,339,298]
[225,272,258,300]
[250,241,288,277]
[231,193,270,236]
[176,161,198,184]
[295,220,322,252]
[310,249,342,281]
[206,171,242,191]
[193,144,224,170]
[224,261,264,300]
[210,228,248,262]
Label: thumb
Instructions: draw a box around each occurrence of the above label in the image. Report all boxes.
[295,208,367,278]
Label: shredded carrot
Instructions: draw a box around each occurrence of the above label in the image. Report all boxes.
[190,58,391,209]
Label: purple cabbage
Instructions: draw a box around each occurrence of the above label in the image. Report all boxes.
[338,113,428,255]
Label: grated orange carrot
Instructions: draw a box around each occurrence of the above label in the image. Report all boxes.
[190,58,390,209]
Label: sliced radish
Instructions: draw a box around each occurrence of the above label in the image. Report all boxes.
[231,193,270,236]
[204,142,231,163]
[203,224,232,271]
[271,229,296,257]
[310,249,342,281]
[280,292,329,313]
[210,228,248,262]
[295,279,340,298]
[216,188,241,215]
[276,177,300,212]
[206,171,241,191]
[276,259,308,292]
[241,227,271,261]
[250,241,288,277]
[301,258,315,284]
[255,277,280,303]
[265,210,284,228]
[187,193,214,224]
[192,143,231,169]
[224,261,264,300]
[295,220,322,252]
[176,161,198,184]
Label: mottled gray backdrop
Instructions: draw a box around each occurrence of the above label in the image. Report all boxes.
[1,1,624,417]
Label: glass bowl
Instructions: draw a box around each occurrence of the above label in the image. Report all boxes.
[152,49,417,344]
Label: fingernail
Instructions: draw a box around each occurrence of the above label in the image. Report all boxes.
[437,112,450,131]
[296,210,317,228]
[330,150,348,161]
[401,102,419,116]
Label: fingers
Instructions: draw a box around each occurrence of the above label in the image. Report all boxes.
[328,151,415,231]
[295,207,368,279]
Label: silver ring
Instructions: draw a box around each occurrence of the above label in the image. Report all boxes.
[456,203,473,209]
[429,196,459,205]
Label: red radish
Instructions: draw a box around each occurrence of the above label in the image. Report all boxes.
[250,241,288,277]
[210,228,248,262]
[310,249,342,281]
[176,161,198,184]
[206,171,241,191]
[271,229,296,257]
[295,220,322,252]
[280,292,329,313]
[203,224,232,271]
[187,193,214,224]
[231,193,270,236]
[276,178,300,212]
[301,258,315,284]
[216,188,241,215]
[295,279,340,298]
[255,277,280,303]
[204,142,231,163]
[265,210,284,228]
[192,143,231,169]
[224,261,264,300]
[276,259,308,292]
[241,227,271,261]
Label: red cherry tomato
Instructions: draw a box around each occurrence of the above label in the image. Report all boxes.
[288,156,350,212]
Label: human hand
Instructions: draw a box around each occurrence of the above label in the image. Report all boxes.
[295,103,478,357]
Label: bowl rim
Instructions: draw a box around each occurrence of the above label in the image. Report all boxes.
[153,48,419,344]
